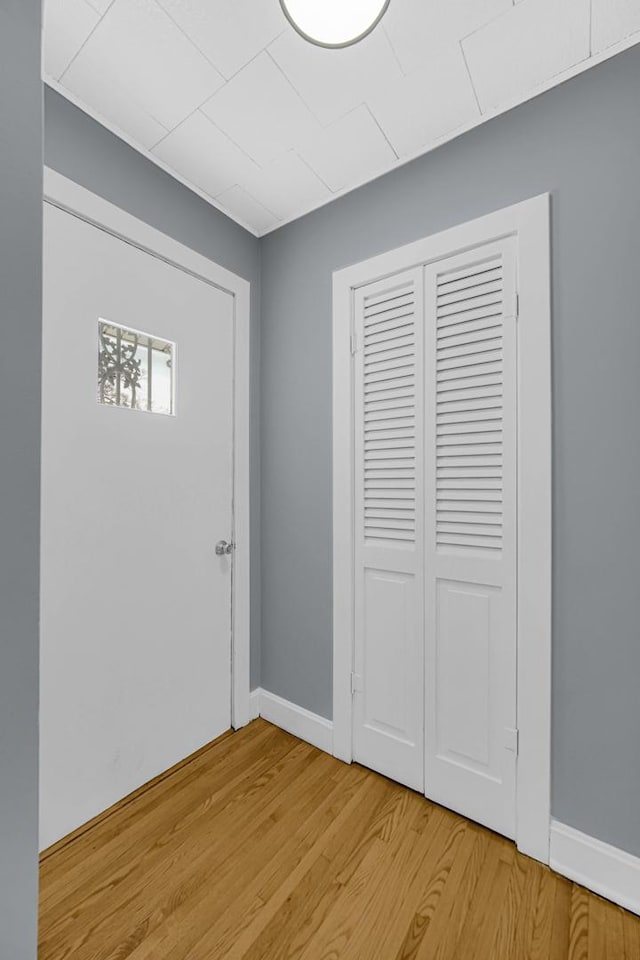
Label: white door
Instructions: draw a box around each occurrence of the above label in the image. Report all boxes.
[351,241,518,837]
[352,268,425,792]
[40,203,234,849]
[424,239,518,838]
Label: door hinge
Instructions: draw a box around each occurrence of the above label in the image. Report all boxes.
[350,332,358,355]
[515,293,520,319]
[504,727,519,756]
[350,672,363,695]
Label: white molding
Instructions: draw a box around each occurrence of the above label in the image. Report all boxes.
[248,688,261,722]
[332,195,552,861]
[332,277,356,765]
[42,167,253,732]
[513,195,552,863]
[550,821,640,917]
[255,688,333,755]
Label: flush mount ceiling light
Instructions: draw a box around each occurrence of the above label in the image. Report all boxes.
[280,0,391,49]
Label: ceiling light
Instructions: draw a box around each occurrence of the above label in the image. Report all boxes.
[280,0,390,49]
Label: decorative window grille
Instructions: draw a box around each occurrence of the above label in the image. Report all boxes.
[98,321,174,416]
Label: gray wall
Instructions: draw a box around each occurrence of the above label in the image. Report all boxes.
[0,2,43,957]
[261,46,640,857]
[44,88,262,688]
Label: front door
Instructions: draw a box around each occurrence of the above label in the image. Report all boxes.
[40,202,234,849]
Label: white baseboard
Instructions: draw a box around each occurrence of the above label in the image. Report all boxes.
[248,688,261,722]
[550,820,640,916]
[252,688,333,755]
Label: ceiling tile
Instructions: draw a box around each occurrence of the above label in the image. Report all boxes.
[84,0,114,13]
[216,185,280,235]
[368,45,479,158]
[462,0,591,113]
[44,0,100,81]
[61,59,168,149]
[298,106,397,193]
[592,0,640,53]
[43,0,638,235]
[201,53,321,166]
[243,151,331,220]
[63,0,225,131]
[152,111,260,199]
[383,0,513,77]
[156,0,286,79]
[268,26,403,126]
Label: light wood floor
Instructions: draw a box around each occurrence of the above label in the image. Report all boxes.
[39,719,640,960]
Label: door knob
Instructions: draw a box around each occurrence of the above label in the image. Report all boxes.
[215,540,234,556]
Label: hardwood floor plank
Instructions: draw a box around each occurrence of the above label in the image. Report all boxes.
[606,901,628,960]
[369,809,468,960]
[591,894,627,960]
[39,720,640,960]
[587,894,609,959]
[490,847,529,959]
[237,775,394,960]
[336,805,449,960]
[569,885,590,960]
[394,819,478,960]
[549,876,573,960]
[623,909,640,959]
[511,854,542,956]
[454,839,516,958]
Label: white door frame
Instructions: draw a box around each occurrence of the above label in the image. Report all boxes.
[43,167,253,731]
[332,194,552,863]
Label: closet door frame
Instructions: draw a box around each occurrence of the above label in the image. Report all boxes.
[332,194,551,863]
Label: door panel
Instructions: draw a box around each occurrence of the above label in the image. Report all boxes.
[352,269,425,793]
[363,569,417,740]
[425,240,517,839]
[40,204,234,849]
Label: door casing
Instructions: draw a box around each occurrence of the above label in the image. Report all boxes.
[332,195,551,864]
[42,167,253,732]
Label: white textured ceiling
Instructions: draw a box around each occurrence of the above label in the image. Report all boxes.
[44,0,640,236]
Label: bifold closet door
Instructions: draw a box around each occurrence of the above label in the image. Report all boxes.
[352,268,425,793]
[424,239,518,839]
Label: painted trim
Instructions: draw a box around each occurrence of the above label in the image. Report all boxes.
[43,167,253,731]
[47,33,640,238]
[248,688,261,721]
[512,195,552,863]
[254,688,334,755]
[332,195,552,862]
[550,821,640,917]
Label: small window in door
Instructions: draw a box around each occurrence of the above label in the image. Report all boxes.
[98,321,175,416]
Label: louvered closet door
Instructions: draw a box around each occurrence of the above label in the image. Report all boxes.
[424,239,518,838]
[352,268,425,792]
